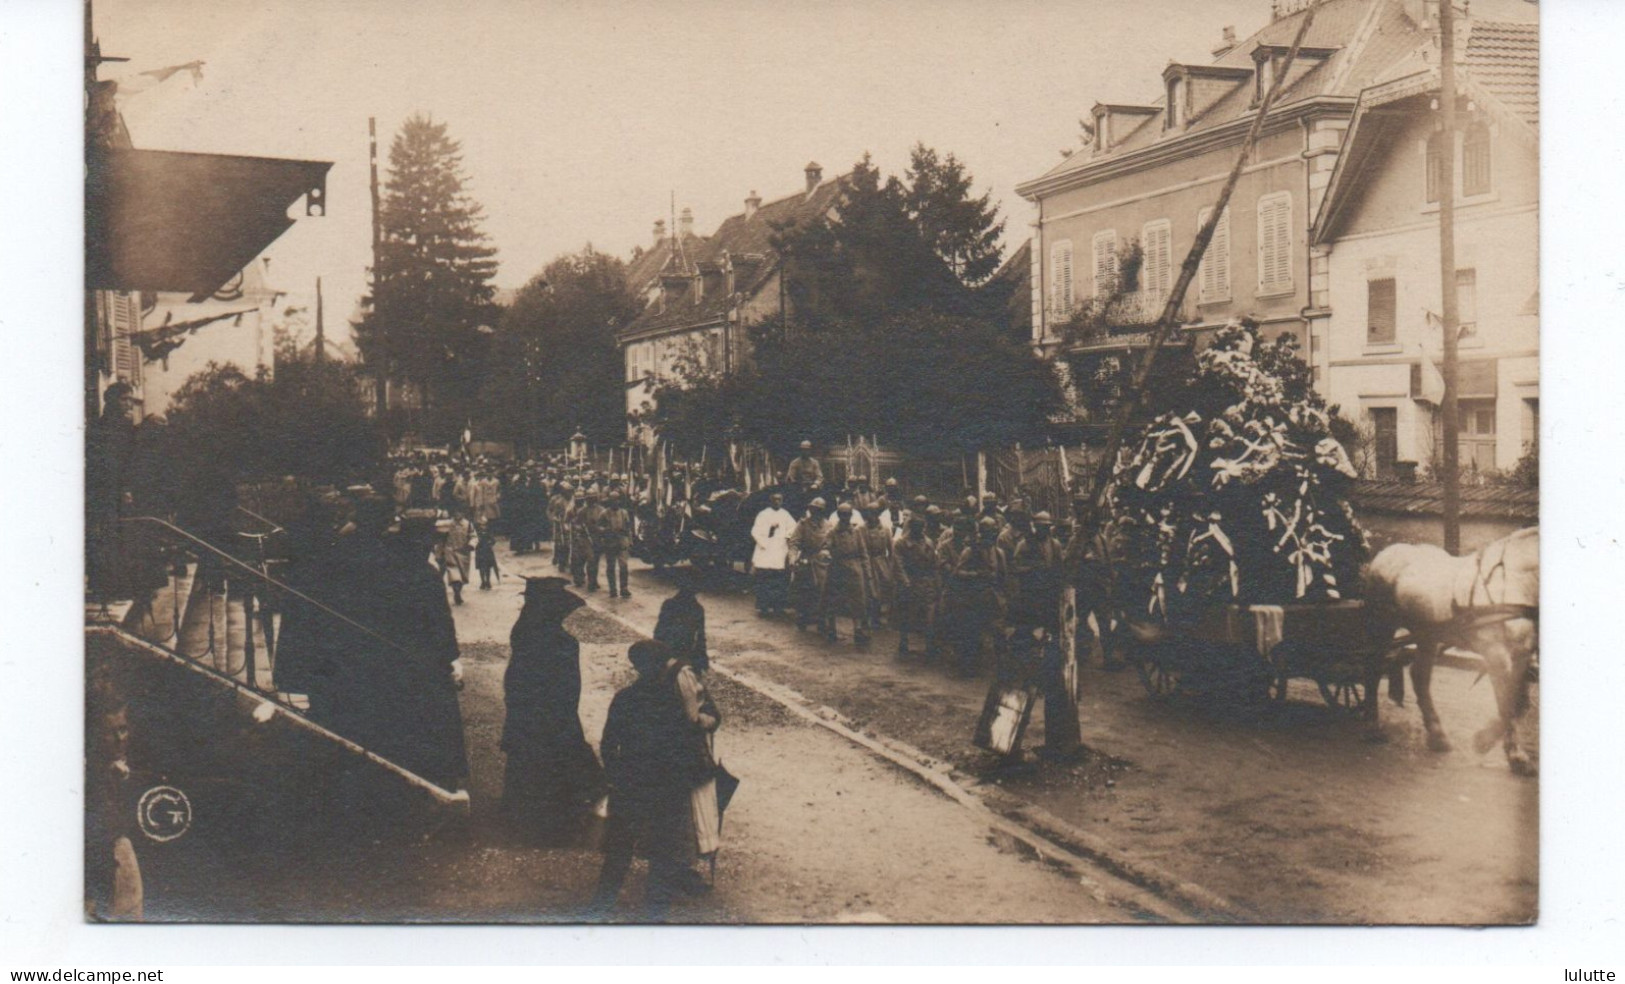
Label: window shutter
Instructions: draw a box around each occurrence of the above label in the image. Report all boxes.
[1142,221,1172,297]
[1367,278,1396,344]
[1050,240,1073,313]
[1463,124,1492,197]
[1092,229,1118,296]
[1198,207,1231,301]
[1257,193,1292,293]
[111,291,140,385]
[1425,132,1446,204]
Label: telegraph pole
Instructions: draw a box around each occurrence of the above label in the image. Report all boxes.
[314,275,325,366]
[369,116,386,415]
[1437,0,1462,554]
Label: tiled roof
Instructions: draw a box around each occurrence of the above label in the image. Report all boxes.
[1350,478,1538,520]
[1032,0,1424,184]
[1465,20,1538,127]
[624,233,707,293]
[620,176,848,339]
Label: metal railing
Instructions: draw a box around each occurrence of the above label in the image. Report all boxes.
[109,515,424,710]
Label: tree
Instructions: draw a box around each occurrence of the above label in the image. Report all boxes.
[480,246,642,451]
[904,143,1005,285]
[647,310,1064,460]
[773,153,968,326]
[355,114,499,432]
[150,353,383,531]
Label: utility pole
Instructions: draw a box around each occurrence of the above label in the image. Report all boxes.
[1437,0,1462,554]
[314,275,325,366]
[369,116,387,416]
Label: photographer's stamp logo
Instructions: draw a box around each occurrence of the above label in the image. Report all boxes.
[136,785,192,842]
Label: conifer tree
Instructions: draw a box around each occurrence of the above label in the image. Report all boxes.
[356,114,499,427]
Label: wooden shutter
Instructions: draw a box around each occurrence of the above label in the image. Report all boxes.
[110,291,141,387]
[1367,278,1396,344]
[1256,192,1292,294]
[1050,240,1073,313]
[1142,220,1172,297]
[1463,124,1492,197]
[1198,206,1231,302]
[1092,229,1118,296]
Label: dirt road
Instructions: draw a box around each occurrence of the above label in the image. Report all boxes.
[555,549,1537,925]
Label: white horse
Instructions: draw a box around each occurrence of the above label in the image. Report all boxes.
[1365,527,1539,775]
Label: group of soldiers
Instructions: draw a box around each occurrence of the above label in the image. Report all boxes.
[763,467,1084,682]
[544,475,643,597]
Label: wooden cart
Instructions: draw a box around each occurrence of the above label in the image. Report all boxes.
[1125,600,1403,720]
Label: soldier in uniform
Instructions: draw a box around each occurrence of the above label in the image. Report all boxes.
[785,440,824,491]
[548,482,573,569]
[599,490,634,598]
[579,489,606,592]
[894,514,940,660]
[787,498,830,632]
[860,504,899,628]
[948,516,1008,677]
[823,502,872,644]
[1010,512,1082,758]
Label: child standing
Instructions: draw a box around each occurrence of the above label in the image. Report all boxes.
[475,520,500,590]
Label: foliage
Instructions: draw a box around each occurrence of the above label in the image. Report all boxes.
[646,310,1065,460]
[1509,437,1538,489]
[150,354,383,527]
[903,143,1005,286]
[1106,321,1369,618]
[354,114,499,423]
[479,247,643,451]
[647,147,1046,458]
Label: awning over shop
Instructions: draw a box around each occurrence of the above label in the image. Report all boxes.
[86,147,331,299]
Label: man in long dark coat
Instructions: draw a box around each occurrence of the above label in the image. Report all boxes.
[590,640,703,921]
[501,576,605,845]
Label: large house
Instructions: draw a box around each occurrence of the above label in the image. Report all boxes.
[1311,18,1538,478]
[619,163,847,438]
[1013,0,1480,411]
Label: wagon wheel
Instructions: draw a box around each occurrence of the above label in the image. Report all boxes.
[1137,653,1183,700]
[1317,677,1367,715]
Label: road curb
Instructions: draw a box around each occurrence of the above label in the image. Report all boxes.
[577,592,1249,924]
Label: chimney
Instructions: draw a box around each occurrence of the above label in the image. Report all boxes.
[744,190,761,220]
[653,218,667,246]
[1212,25,1237,58]
[679,206,694,240]
[804,161,823,194]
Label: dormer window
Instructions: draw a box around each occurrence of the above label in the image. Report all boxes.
[1165,76,1186,129]
[1093,109,1109,153]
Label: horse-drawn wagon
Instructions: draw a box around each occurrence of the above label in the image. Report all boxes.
[1123,599,1404,720]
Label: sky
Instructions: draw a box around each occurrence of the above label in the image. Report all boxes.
[95,0,1535,330]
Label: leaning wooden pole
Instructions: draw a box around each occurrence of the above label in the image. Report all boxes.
[1083,4,1319,525]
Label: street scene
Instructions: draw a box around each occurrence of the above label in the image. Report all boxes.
[82,0,1540,925]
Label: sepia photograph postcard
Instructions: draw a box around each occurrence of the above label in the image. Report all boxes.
[80,0,1543,927]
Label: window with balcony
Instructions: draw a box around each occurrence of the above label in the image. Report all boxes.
[1256,191,1293,295]
[1367,277,1396,345]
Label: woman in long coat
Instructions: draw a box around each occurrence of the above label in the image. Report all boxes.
[501,576,606,845]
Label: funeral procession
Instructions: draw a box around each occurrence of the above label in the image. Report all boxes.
[83,0,1539,925]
